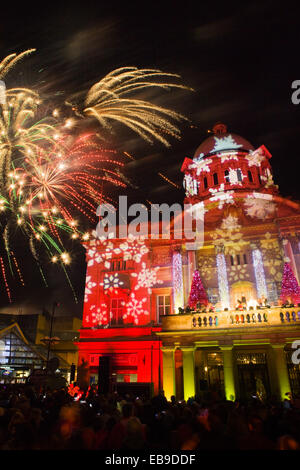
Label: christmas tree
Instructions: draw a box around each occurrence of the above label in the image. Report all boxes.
[279,263,300,305]
[188,269,208,308]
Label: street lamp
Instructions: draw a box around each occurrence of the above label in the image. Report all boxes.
[40,301,60,372]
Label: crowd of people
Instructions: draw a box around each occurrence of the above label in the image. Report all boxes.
[0,384,299,450]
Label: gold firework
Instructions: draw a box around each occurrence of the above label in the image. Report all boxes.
[0,49,36,80]
[83,67,192,147]
[0,89,58,189]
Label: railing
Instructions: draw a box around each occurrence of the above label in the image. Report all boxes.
[161,307,300,331]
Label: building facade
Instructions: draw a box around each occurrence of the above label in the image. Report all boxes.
[77,123,300,401]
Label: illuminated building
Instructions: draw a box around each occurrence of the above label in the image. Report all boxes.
[78,123,300,401]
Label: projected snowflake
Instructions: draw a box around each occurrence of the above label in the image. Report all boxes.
[131,262,163,293]
[244,195,276,219]
[101,273,124,293]
[118,235,149,263]
[212,135,242,152]
[189,158,212,175]
[84,276,97,303]
[89,303,109,325]
[122,293,148,325]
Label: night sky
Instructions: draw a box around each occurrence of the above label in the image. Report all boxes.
[1,1,300,316]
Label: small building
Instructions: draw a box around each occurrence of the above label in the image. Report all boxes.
[0,312,81,383]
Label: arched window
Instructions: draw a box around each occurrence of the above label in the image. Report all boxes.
[248,170,253,183]
[224,170,230,183]
[236,169,243,182]
[203,177,208,189]
[213,173,218,185]
[243,254,248,265]
[236,254,241,265]
[230,255,234,266]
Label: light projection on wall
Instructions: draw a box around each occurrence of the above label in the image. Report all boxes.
[131,262,163,294]
[216,253,230,309]
[122,293,149,325]
[172,252,184,312]
[252,248,268,299]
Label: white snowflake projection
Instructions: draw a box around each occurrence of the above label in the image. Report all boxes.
[87,239,115,268]
[212,135,243,152]
[88,303,109,325]
[189,158,212,175]
[122,293,148,325]
[118,235,149,263]
[193,152,205,161]
[84,276,97,303]
[101,273,124,293]
[244,194,276,219]
[131,262,163,293]
[228,168,245,185]
[209,185,234,209]
[183,174,198,196]
[246,149,266,167]
[217,152,239,163]
[221,215,241,231]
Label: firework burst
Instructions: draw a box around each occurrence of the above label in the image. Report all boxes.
[0,50,190,302]
[68,66,191,147]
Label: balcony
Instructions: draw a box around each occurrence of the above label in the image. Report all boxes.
[161,307,300,331]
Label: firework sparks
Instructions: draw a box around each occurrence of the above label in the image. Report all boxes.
[72,67,191,147]
[0,50,190,301]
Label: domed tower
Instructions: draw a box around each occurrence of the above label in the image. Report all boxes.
[181,123,278,203]
[180,123,300,312]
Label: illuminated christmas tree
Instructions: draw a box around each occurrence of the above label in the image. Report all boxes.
[188,269,208,308]
[279,263,300,305]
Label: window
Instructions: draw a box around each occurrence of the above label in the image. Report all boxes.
[213,173,218,185]
[230,255,234,266]
[236,169,243,182]
[243,254,248,264]
[110,298,124,325]
[224,170,230,183]
[157,295,171,321]
[236,254,241,265]
[110,259,127,271]
[248,170,253,183]
[203,177,208,189]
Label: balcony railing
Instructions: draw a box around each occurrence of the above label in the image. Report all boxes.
[161,307,300,331]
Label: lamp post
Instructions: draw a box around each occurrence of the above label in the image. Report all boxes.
[40,301,60,372]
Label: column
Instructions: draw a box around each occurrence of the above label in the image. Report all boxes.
[216,246,230,309]
[162,347,175,400]
[172,250,184,312]
[271,344,291,401]
[220,346,236,401]
[251,244,268,299]
[182,346,196,400]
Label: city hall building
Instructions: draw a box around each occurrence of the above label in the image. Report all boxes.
[77,123,300,402]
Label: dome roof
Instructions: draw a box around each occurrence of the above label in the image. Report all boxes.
[194,123,254,159]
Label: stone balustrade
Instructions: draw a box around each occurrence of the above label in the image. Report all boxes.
[161,307,300,331]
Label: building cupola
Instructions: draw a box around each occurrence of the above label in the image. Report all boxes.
[181,123,278,204]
